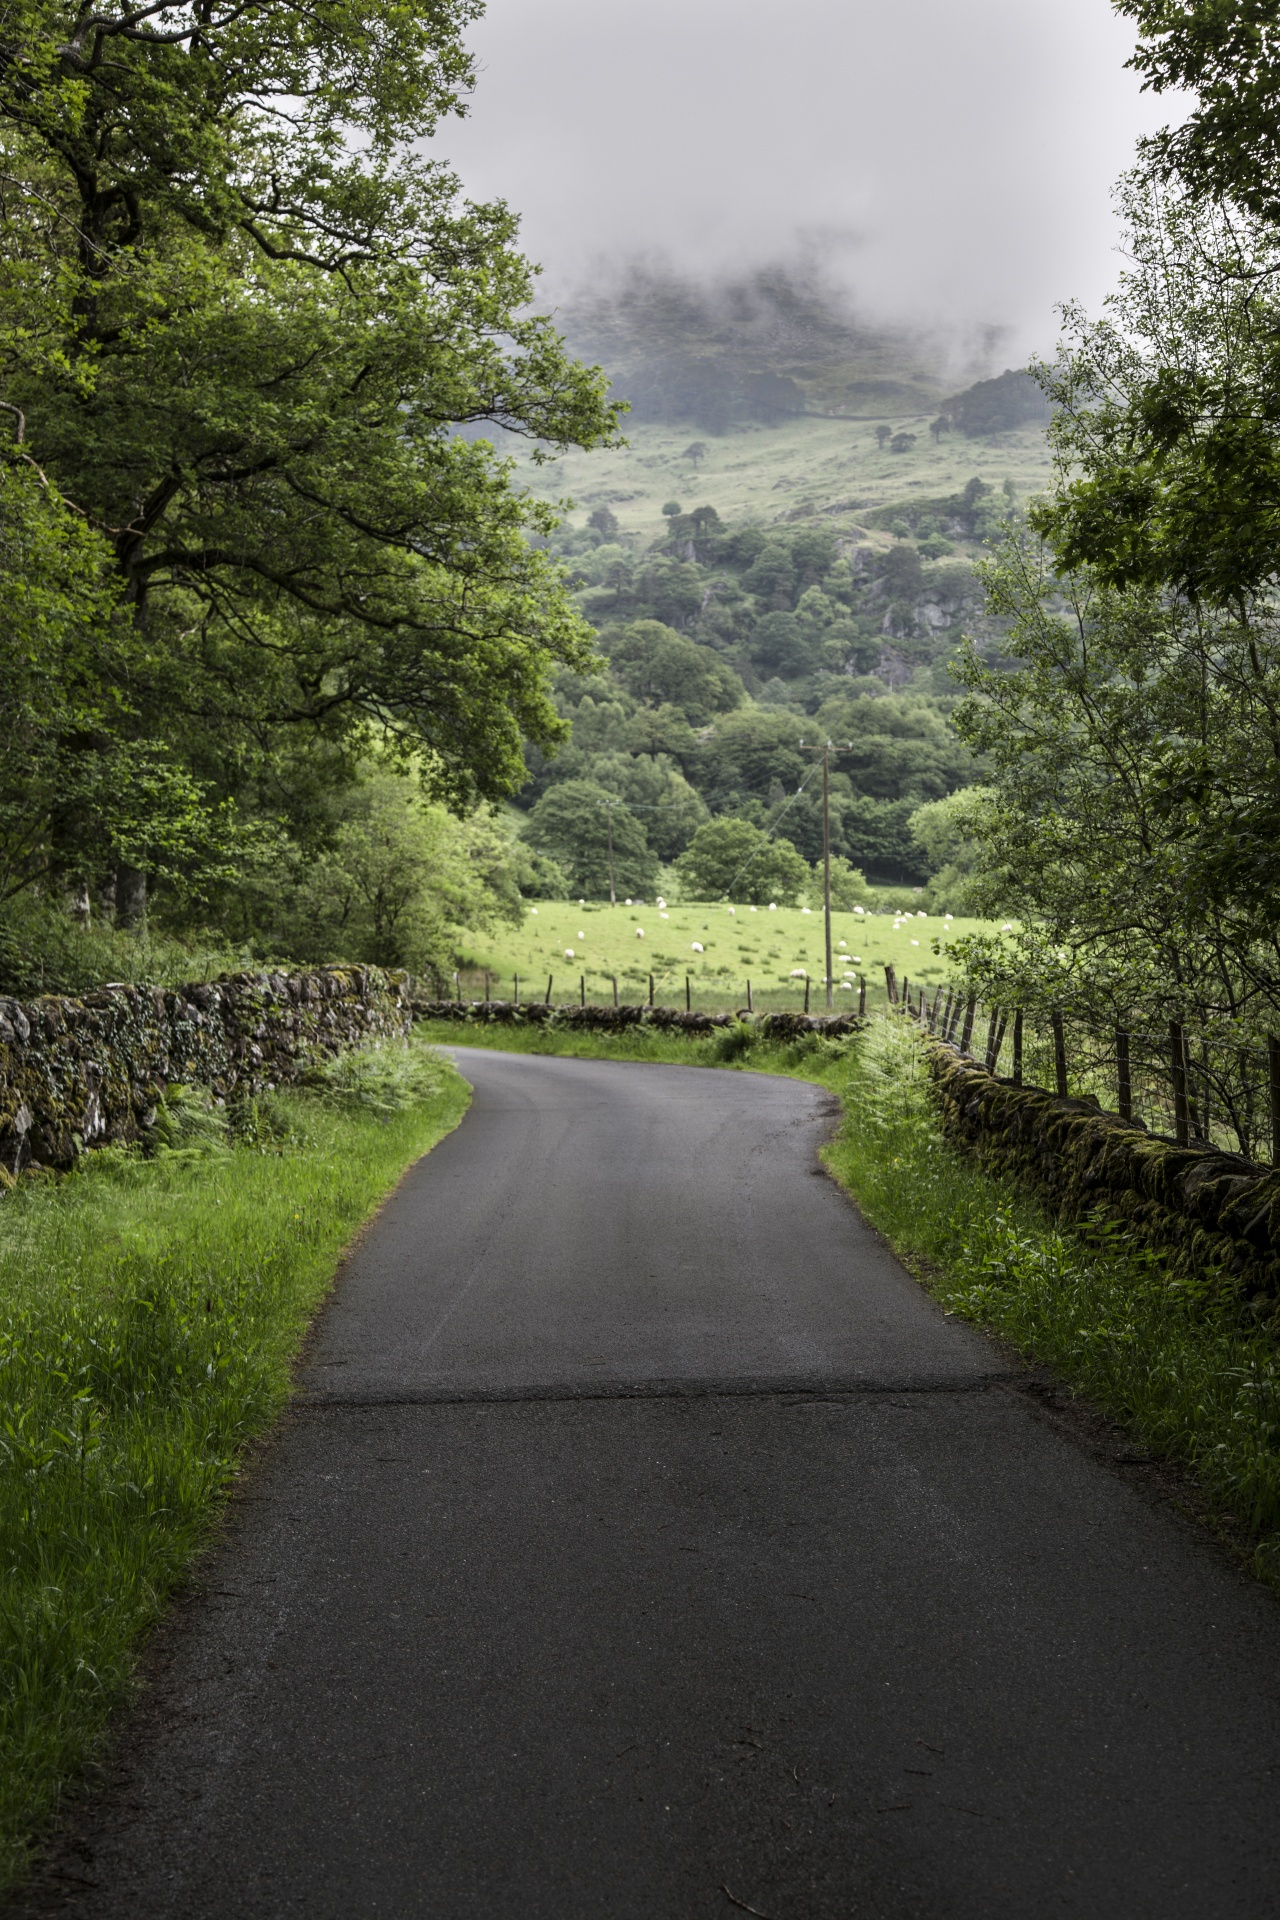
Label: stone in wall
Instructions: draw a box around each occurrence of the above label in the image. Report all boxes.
[0,965,412,1180]
[923,1034,1280,1301]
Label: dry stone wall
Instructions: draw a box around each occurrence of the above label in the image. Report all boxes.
[413,999,862,1041]
[413,998,734,1033]
[0,965,412,1180]
[925,1034,1280,1300]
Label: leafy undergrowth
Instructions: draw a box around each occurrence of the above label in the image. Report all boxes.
[0,1037,468,1896]
[433,1013,1280,1586]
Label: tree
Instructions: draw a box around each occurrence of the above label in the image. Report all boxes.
[929,416,950,442]
[948,507,1280,1050]
[0,0,622,890]
[588,506,620,538]
[1117,0,1280,220]
[0,458,239,936]
[674,818,809,906]
[908,786,997,913]
[588,752,708,861]
[600,621,742,723]
[826,856,874,911]
[682,442,708,466]
[662,500,683,518]
[749,611,821,679]
[247,766,526,978]
[875,425,892,449]
[1030,178,1280,609]
[524,780,658,899]
[890,432,918,454]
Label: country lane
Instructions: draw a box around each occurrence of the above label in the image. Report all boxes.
[23,1046,1280,1919]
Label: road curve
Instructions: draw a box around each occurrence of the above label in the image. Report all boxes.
[25,1047,1280,1919]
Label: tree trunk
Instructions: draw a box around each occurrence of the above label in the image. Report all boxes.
[117,866,147,930]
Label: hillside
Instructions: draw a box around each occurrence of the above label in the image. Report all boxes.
[489,270,1053,898]
[520,266,1055,541]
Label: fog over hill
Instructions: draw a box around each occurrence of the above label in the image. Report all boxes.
[555,262,1011,431]
[443,0,1176,361]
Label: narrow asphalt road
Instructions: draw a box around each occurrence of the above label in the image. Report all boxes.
[29,1048,1280,1918]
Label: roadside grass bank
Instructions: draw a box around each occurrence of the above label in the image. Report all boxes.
[435,1015,1280,1584]
[0,1038,469,1897]
[416,1016,841,1076]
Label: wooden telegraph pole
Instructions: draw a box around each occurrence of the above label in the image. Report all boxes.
[822,740,833,1011]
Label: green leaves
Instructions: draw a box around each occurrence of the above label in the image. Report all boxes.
[0,0,623,945]
[1119,0,1280,221]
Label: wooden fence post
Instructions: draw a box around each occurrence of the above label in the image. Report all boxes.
[929,985,942,1031]
[858,975,866,1019]
[1012,1009,1023,1086]
[648,973,654,1008]
[612,974,618,1008]
[804,976,811,1015]
[746,979,753,1014]
[940,988,954,1040]
[959,994,976,1054]
[513,973,519,1006]
[685,975,691,1012]
[992,1011,1008,1073]
[1050,1008,1068,1096]
[545,975,553,1006]
[1170,1019,1190,1145]
[1116,1027,1132,1124]
[580,974,585,1007]
[884,963,898,1005]
[454,970,461,1005]
[1183,1031,1204,1142]
[484,971,490,1003]
[1270,1036,1280,1167]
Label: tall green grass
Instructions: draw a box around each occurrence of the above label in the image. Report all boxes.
[0,1038,468,1894]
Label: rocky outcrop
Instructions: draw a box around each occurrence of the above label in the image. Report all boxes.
[925,1036,1280,1300]
[0,966,412,1179]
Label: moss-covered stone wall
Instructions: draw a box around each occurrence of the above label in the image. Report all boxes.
[924,1035,1280,1300]
[0,965,412,1179]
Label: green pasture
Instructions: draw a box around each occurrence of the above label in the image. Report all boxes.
[518,414,1054,548]
[458,900,1003,1010]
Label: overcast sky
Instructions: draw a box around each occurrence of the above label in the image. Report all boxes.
[437,0,1175,360]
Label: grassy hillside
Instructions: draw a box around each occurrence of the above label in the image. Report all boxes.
[523,265,1055,540]
[457,900,1002,1012]
[522,412,1054,548]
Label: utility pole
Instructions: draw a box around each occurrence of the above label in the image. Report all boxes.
[822,740,833,1011]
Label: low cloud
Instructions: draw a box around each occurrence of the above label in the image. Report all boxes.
[437,0,1174,359]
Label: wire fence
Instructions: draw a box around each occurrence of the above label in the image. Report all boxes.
[886,965,1280,1167]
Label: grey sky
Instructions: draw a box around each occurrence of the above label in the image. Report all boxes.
[439,0,1175,357]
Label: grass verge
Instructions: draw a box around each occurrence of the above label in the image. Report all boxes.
[435,1014,1280,1584]
[0,1037,468,1895]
